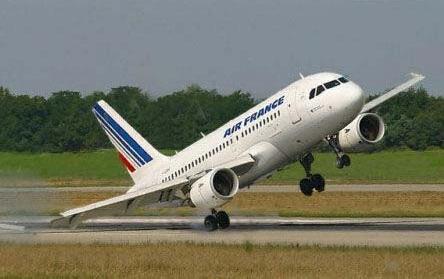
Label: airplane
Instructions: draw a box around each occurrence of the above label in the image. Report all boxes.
[52,72,425,231]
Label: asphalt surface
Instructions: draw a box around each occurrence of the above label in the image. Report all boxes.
[1,216,444,247]
[1,184,443,247]
[0,184,443,193]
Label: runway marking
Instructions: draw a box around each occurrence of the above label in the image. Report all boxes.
[1,216,444,247]
[0,223,25,231]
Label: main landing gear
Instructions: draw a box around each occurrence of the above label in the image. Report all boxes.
[204,209,230,231]
[299,153,325,196]
[325,135,351,169]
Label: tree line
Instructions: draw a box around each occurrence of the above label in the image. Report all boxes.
[0,85,442,152]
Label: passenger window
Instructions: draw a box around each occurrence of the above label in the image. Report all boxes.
[316,85,325,96]
[338,77,349,83]
[309,88,315,99]
[324,80,341,89]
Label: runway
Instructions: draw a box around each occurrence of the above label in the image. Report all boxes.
[1,216,444,247]
[1,183,443,193]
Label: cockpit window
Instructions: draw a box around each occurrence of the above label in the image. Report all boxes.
[338,77,349,83]
[309,88,315,99]
[324,80,341,89]
[316,85,325,96]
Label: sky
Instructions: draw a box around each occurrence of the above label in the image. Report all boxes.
[0,0,442,98]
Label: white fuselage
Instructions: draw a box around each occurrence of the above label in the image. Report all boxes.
[131,72,364,191]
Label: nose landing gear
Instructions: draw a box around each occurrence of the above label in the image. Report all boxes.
[299,153,325,196]
[325,134,351,169]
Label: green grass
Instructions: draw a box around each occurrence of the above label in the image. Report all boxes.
[268,149,444,184]
[0,149,442,186]
[0,243,444,278]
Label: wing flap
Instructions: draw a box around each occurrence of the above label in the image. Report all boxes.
[361,73,425,113]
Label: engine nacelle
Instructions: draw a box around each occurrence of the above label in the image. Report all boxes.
[338,113,385,152]
[189,168,239,209]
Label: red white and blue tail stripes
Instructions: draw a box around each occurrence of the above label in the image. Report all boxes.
[93,102,152,172]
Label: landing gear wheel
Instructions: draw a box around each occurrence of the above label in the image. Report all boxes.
[325,135,351,169]
[336,158,344,169]
[311,174,325,192]
[336,154,351,169]
[341,154,351,166]
[299,178,313,196]
[216,211,230,229]
[204,215,218,231]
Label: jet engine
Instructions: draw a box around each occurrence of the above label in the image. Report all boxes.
[189,168,239,209]
[338,113,385,152]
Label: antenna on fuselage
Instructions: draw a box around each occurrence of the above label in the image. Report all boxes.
[299,73,304,79]
[200,132,205,137]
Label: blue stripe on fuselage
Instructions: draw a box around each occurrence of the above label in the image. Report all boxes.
[93,103,153,164]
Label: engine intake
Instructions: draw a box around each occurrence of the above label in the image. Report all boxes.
[338,113,385,152]
[189,168,239,209]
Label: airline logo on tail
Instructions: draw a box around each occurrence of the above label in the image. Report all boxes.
[92,103,152,172]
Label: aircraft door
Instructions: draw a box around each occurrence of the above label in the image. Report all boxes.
[287,88,302,124]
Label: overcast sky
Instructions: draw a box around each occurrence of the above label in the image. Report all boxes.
[0,0,442,98]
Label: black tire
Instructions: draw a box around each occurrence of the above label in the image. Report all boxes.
[336,158,344,169]
[341,154,351,167]
[204,215,218,231]
[311,174,325,192]
[216,211,230,229]
[299,178,313,196]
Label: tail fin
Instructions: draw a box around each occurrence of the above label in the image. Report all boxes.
[92,100,169,183]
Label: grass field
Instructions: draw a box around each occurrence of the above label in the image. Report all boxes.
[0,149,443,186]
[0,243,443,278]
[3,191,444,218]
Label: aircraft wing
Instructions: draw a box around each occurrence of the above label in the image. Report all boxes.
[361,73,425,113]
[51,154,256,228]
[219,153,256,175]
[51,177,189,228]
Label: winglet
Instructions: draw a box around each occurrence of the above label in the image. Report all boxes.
[410,72,425,79]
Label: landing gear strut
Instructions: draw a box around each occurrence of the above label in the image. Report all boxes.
[299,153,325,196]
[204,209,230,231]
[325,135,351,169]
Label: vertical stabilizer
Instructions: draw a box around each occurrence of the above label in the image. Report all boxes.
[92,100,169,184]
